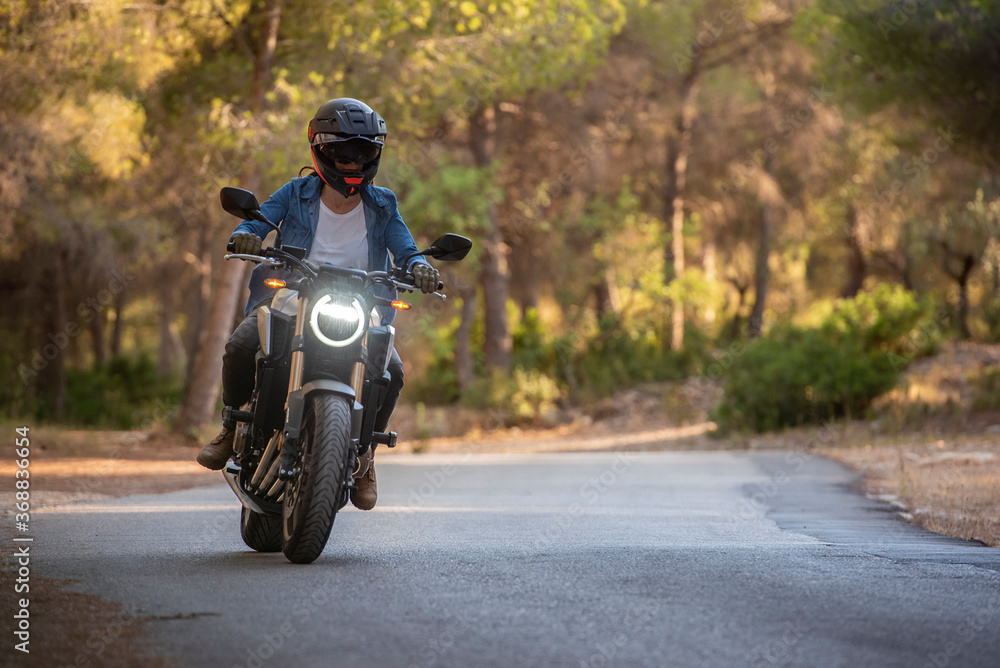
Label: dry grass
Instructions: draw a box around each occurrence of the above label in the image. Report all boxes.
[824,430,1000,547]
[818,342,1000,547]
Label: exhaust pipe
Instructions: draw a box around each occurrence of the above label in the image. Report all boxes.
[250,432,281,492]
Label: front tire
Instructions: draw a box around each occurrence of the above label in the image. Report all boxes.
[282,394,353,564]
[240,506,283,552]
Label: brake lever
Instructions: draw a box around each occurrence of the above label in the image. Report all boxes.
[224,253,283,266]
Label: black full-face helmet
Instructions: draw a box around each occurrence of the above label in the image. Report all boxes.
[308,98,387,198]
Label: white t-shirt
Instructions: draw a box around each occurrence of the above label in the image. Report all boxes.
[307,200,369,270]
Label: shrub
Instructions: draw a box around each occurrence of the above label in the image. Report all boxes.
[460,368,563,426]
[64,354,180,429]
[713,329,897,433]
[573,318,710,400]
[820,283,939,359]
[714,286,936,433]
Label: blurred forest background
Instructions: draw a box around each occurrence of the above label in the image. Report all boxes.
[3,0,999,437]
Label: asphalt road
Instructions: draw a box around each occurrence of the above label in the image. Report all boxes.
[30,451,1000,667]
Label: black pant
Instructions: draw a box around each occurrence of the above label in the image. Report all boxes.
[222,306,404,433]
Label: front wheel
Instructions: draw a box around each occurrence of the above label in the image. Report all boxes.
[282,393,353,564]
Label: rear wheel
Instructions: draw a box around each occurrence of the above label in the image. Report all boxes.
[282,394,353,564]
[240,506,283,552]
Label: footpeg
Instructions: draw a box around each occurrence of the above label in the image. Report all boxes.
[222,406,254,424]
[372,431,397,448]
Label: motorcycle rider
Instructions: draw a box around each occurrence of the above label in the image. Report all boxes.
[197,98,439,511]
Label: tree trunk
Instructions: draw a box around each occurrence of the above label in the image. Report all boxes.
[174,0,281,435]
[46,246,69,418]
[729,285,749,341]
[110,288,126,358]
[594,267,620,321]
[748,68,778,340]
[469,103,511,372]
[842,205,866,298]
[480,207,511,372]
[89,309,106,366]
[957,254,974,340]
[510,245,539,321]
[158,266,175,377]
[747,153,774,339]
[175,258,248,433]
[703,240,716,325]
[183,228,213,401]
[454,284,477,392]
[664,64,700,350]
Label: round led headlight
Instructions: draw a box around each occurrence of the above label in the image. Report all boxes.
[309,294,365,347]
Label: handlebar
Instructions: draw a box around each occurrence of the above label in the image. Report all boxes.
[225,251,447,300]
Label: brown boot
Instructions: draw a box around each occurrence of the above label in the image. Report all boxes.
[351,454,377,510]
[197,426,235,470]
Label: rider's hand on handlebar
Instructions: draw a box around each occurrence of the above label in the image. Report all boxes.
[412,264,440,294]
[231,232,262,255]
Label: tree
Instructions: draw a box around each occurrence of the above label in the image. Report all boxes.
[622,0,792,347]
[0,0,178,415]
[823,0,1000,167]
[932,189,1000,338]
[385,0,627,372]
[172,0,285,435]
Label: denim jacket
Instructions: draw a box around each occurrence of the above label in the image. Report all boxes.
[232,174,427,321]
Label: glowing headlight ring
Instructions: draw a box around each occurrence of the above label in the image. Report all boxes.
[309,295,365,347]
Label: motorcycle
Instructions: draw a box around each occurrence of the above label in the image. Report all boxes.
[216,186,472,563]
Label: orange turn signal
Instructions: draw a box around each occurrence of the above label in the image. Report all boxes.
[264,278,286,288]
[391,300,412,310]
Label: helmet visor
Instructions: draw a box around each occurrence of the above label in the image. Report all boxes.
[312,135,382,165]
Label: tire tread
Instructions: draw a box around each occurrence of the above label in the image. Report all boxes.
[282,394,353,563]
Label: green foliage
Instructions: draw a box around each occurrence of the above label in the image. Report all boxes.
[411,303,711,422]
[713,330,897,433]
[396,159,499,249]
[972,367,1000,412]
[511,307,711,401]
[461,368,563,425]
[63,355,180,429]
[714,286,937,433]
[573,318,708,399]
[819,0,1000,163]
[819,283,939,359]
